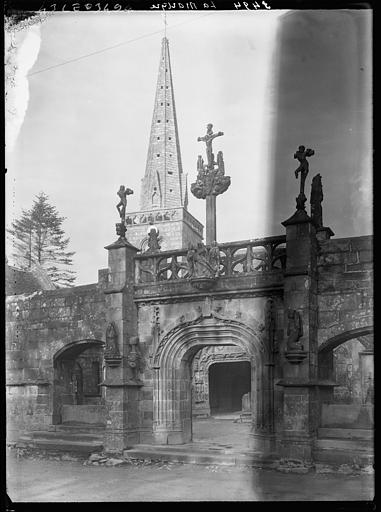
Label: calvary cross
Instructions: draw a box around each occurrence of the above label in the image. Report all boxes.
[192,124,231,245]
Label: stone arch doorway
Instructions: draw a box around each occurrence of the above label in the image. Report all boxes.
[192,345,251,417]
[53,340,105,425]
[152,315,267,445]
[318,326,373,429]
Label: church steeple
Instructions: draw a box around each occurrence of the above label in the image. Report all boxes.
[140,37,188,211]
[125,37,202,252]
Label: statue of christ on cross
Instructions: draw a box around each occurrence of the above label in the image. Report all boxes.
[197,123,224,169]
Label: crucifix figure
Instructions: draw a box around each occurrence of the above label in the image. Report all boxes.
[116,185,134,221]
[115,185,133,240]
[197,123,224,169]
[191,123,230,245]
[294,145,314,210]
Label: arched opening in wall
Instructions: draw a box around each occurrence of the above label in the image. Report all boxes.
[208,361,251,416]
[53,340,105,426]
[318,327,373,430]
[152,317,269,450]
[189,346,253,449]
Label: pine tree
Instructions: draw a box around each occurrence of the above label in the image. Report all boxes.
[7,192,76,287]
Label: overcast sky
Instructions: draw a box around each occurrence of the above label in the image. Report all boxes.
[5,9,372,285]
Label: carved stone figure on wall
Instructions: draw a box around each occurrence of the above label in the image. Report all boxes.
[145,226,161,253]
[105,323,120,358]
[265,298,276,352]
[126,336,142,384]
[310,173,323,228]
[208,241,220,277]
[286,309,304,351]
[194,381,205,403]
[186,244,197,278]
[186,242,217,279]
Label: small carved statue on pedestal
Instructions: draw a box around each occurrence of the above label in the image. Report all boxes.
[286,309,304,351]
[145,226,161,253]
[105,322,122,366]
[126,336,142,384]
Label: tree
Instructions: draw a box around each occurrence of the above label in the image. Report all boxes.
[7,192,76,287]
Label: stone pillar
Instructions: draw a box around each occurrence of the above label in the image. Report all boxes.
[205,195,216,245]
[102,237,142,453]
[276,209,322,461]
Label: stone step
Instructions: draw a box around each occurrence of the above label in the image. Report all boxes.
[123,444,275,467]
[54,423,105,435]
[318,428,373,440]
[20,431,103,442]
[313,448,374,466]
[315,438,373,452]
[313,434,374,466]
[18,436,103,454]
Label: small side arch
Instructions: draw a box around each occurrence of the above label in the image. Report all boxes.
[319,326,373,354]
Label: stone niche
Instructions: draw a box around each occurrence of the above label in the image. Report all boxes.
[191,345,251,417]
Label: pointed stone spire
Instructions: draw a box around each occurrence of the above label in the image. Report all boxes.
[140,37,187,211]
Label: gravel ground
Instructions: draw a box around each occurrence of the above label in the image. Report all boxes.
[6,447,375,503]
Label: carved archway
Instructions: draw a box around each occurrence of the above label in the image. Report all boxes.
[152,313,268,445]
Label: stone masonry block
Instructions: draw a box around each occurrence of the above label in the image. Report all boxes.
[349,237,373,252]
[318,311,339,326]
[346,262,373,272]
[319,239,352,253]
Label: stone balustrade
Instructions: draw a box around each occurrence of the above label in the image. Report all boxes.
[134,235,286,284]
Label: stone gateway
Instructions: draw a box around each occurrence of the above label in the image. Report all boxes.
[6,37,373,468]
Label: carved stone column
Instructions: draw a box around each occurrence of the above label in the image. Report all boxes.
[102,237,142,453]
[277,209,335,461]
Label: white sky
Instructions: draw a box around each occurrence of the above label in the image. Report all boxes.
[5,10,372,285]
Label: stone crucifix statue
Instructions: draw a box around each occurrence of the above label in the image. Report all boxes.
[115,185,133,240]
[191,123,231,245]
[294,145,315,210]
[197,123,224,169]
[116,185,134,221]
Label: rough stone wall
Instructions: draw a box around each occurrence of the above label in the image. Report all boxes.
[317,235,373,345]
[6,280,107,439]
